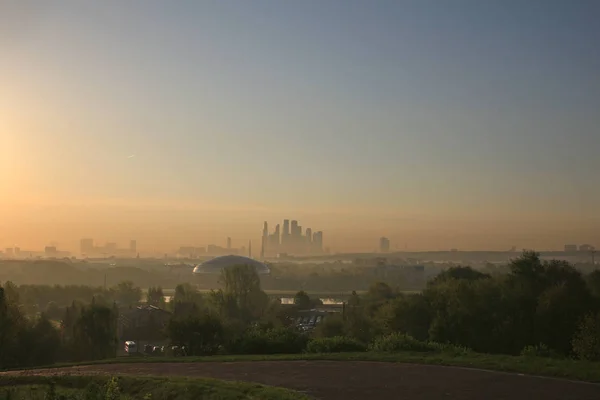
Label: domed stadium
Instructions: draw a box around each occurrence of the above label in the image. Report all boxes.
[192,255,270,275]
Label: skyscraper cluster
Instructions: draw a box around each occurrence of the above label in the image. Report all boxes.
[261,219,323,257]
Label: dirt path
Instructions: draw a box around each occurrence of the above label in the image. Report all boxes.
[3,361,600,400]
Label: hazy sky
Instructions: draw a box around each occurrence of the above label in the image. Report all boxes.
[1,1,599,252]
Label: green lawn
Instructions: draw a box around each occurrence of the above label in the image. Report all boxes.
[0,375,308,400]
[23,351,600,384]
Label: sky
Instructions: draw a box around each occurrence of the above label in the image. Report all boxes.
[1,0,599,253]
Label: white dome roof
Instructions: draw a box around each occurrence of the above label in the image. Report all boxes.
[192,255,270,275]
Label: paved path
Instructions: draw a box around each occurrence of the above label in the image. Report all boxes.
[4,361,600,400]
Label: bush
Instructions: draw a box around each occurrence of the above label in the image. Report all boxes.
[305,336,367,353]
[520,343,561,359]
[572,313,600,361]
[427,341,472,356]
[312,315,345,338]
[369,333,435,353]
[227,327,309,355]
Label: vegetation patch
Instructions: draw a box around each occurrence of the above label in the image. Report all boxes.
[305,337,367,353]
[0,375,308,400]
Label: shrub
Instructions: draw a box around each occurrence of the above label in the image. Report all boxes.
[572,312,600,361]
[520,343,561,359]
[305,336,367,353]
[313,315,345,338]
[228,327,309,355]
[369,333,435,353]
[427,342,472,356]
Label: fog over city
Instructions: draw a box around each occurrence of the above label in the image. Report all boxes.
[1,2,600,399]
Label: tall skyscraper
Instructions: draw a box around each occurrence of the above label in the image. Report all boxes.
[305,228,312,243]
[130,240,137,254]
[380,237,390,253]
[283,220,290,236]
[274,224,280,243]
[291,220,299,236]
[261,221,268,257]
[313,231,323,252]
[268,223,281,256]
[227,237,232,250]
[282,219,290,249]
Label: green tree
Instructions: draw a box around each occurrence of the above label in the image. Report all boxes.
[146,286,165,307]
[375,293,431,340]
[0,285,26,368]
[70,304,118,361]
[586,270,600,299]
[572,312,600,361]
[111,281,142,306]
[535,276,591,355]
[220,264,267,321]
[366,282,395,302]
[25,314,62,366]
[168,312,224,355]
[293,290,312,310]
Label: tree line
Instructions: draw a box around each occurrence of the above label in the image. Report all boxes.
[3,251,600,370]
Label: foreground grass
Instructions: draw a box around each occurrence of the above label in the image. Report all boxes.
[14,351,600,384]
[0,375,308,400]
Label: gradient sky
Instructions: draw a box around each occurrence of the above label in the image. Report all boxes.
[1,0,599,252]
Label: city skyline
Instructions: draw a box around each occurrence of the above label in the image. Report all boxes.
[262,219,324,257]
[1,2,600,253]
[1,227,598,258]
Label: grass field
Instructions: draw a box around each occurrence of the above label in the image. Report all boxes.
[0,375,309,400]
[21,352,600,384]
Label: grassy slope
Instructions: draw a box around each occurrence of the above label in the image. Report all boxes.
[0,375,308,400]
[21,352,600,384]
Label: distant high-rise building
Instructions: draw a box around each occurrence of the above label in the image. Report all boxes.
[380,237,390,253]
[80,238,94,255]
[313,231,323,252]
[283,220,290,236]
[261,221,269,257]
[227,237,232,250]
[130,240,137,253]
[291,220,299,236]
[267,224,281,256]
[45,246,57,257]
[274,224,280,242]
[282,219,290,248]
[305,228,312,243]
